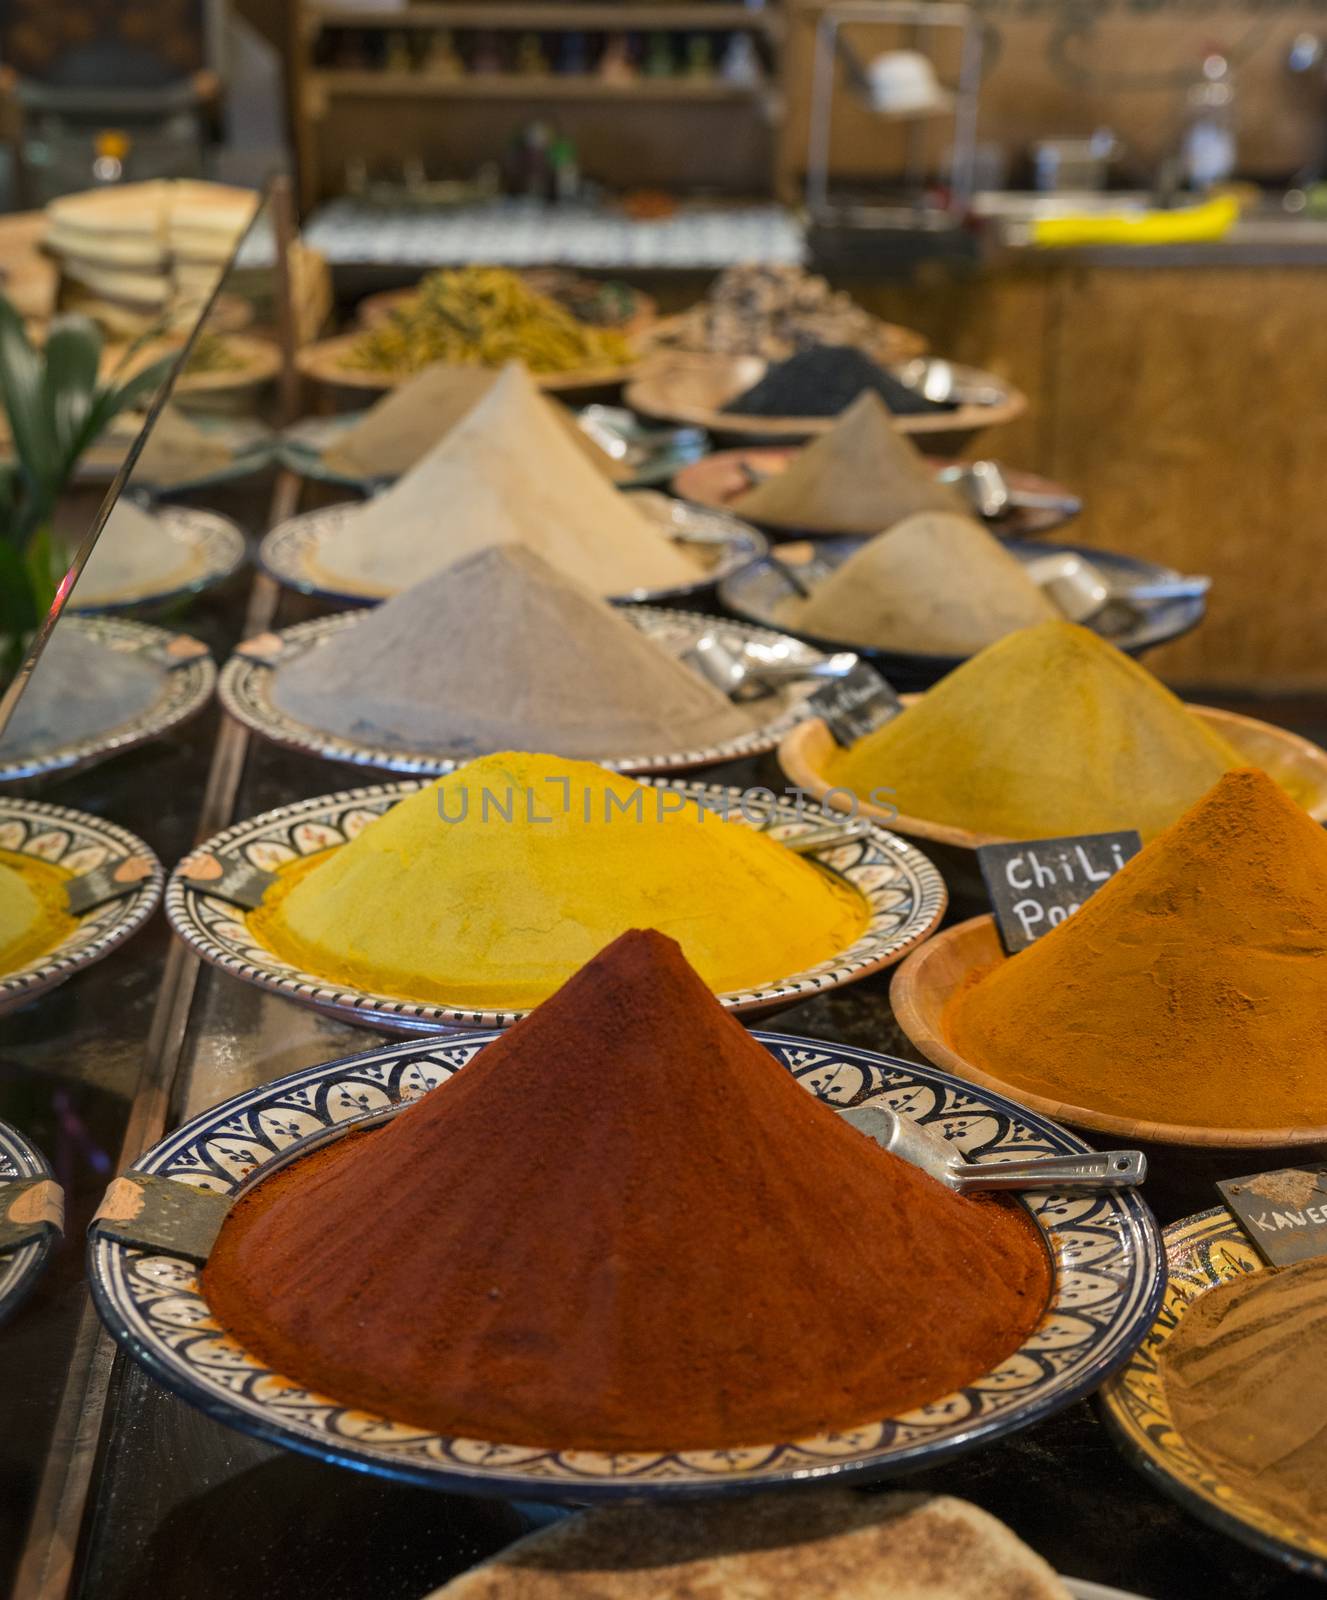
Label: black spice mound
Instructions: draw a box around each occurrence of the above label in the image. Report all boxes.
[721,344,952,419]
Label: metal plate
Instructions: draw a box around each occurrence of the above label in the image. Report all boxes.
[279,413,705,492]
[218,606,823,777]
[719,537,1207,692]
[0,617,215,784]
[71,506,248,614]
[256,495,767,609]
[89,1031,1164,1500]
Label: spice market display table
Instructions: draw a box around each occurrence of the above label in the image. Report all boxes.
[3,470,1327,1600]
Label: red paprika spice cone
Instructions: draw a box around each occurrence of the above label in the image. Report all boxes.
[204,929,1049,1452]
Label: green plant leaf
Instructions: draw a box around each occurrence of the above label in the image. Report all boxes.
[0,535,41,638]
[105,351,179,415]
[42,315,102,465]
[23,523,64,617]
[0,298,59,490]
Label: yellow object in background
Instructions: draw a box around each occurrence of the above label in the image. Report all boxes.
[1029,195,1240,249]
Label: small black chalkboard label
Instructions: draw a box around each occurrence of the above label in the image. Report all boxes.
[1218,1167,1327,1267]
[808,664,902,747]
[977,830,1141,954]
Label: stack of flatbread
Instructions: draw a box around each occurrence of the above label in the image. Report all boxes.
[45,181,256,336]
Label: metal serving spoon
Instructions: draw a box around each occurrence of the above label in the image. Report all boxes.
[577,405,706,466]
[937,459,1083,521]
[842,1104,1147,1194]
[1023,550,1211,624]
[683,633,858,700]
[892,358,1007,408]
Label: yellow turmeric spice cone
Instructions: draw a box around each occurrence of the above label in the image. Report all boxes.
[249,753,869,1008]
[0,852,75,976]
[825,621,1253,841]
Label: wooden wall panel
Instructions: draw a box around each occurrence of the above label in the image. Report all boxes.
[1040,264,1327,688]
[842,259,1327,689]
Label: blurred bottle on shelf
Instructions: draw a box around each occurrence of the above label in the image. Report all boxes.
[421,30,464,78]
[516,33,549,74]
[551,135,581,201]
[384,30,412,71]
[558,31,591,75]
[472,30,504,74]
[720,32,763,85]
[686,34,714,79]
[599,33,637,82]
[1183,49,1237,190]
[645,32,675,77]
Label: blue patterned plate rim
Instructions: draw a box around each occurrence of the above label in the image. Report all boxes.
[0,797,164,1015]
[88,1030,1164,1501]
[0,1116,57,1326]
[71,506,248,615]
[0,616,215,784]
[1100,1206,1327,1580]
[255,498,768,609]
[163,776,947,1033]
[218,605,821,778]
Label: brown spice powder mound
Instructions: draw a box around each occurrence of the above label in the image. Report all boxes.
[202,929,1051,1453]
[945,768,1327,1131]
[1160,1257,1327,1540]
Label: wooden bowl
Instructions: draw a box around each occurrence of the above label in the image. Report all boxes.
[641,310,929,367]
[778,705,1327,852]
[889,913,1327,1152]
[625,351,1027,447]
[295,333,639,396]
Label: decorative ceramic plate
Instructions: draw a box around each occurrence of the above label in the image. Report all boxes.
[88,1032,1163,1500]
[278,412,705,492]
[719,537,1207,692]
[0,798,163,1017]
[1102,1208,1327,1579]
[295,335,639,396]
[256,495,767,608]
[219,607,827,778]
[0,617,215,784]
[165,778,947,1033]
[673,447,1082,539]
[72,505,248,613]
[0,1118,59,1326]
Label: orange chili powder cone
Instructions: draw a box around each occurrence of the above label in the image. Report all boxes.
[946,767,1327,1131]
[202,929,1050,1453]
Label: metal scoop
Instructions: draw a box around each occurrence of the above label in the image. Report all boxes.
[577,405,706,467]
[937,459,1083,521]
[683,633,859,701]
[893,358,1006,408]
[1023,550,1211,624]
[842,1104,1146,1194]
